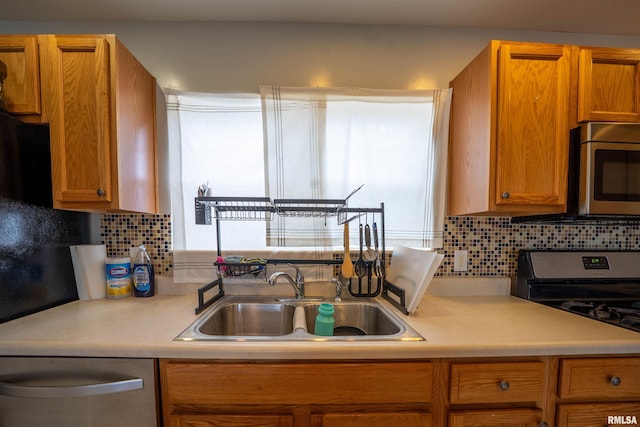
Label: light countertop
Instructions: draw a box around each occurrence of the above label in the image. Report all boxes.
[0,278,638,360]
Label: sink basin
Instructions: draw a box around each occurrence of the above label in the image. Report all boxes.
[302,302,401,336]
[175,296,424,342]
[198,303,295,336]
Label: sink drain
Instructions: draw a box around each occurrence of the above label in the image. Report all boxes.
[333,326,366,336]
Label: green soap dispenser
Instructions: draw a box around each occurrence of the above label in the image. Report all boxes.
[314,303,335,336]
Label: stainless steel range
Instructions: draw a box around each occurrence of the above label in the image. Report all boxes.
[514,250,640,333]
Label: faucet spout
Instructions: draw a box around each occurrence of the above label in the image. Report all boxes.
[267,264,305,300]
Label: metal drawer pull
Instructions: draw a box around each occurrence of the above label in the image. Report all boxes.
[610,376,622,387]
[539,422,548,427]
[499,380,510,391]
[0,378,143,398]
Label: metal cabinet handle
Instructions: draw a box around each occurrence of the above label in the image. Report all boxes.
[97,188,105,197]
[0,378,143,398]
[610,376,622,386]
[501,192,510,199]
[539,422,548,427]
[499,380,510,391]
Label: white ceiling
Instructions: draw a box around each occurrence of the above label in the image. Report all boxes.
[1,0,640,37]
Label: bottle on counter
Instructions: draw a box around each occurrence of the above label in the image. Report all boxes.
[314,303,335,336]
[132,245,155,297]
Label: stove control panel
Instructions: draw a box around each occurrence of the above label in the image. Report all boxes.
[582,256,610,270]
[529,251,640,278]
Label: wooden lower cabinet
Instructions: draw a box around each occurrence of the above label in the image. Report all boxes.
[160,360,433,427]
[556,357,640,427]
[160,356,640,427]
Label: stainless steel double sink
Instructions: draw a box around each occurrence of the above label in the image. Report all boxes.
[175,296,424,341]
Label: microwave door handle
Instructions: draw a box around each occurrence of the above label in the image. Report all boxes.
[0,377,143,398]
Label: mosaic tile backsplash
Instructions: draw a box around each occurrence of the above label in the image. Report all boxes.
[101,214,173,275]
[100,214,640,278]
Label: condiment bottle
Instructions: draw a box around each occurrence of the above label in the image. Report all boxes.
[132,245,155,297]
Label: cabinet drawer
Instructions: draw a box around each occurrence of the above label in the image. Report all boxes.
[449,361,545,404]
[161,360,432,406]
[559,358,640,400]
[312,412,431,427]
[449,408,544,427]
[557,403,640,427]
[170,414,293,427]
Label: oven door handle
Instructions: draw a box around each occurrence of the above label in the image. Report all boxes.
[0,377,143,398]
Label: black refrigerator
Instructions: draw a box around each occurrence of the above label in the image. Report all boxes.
[0,110,94,323]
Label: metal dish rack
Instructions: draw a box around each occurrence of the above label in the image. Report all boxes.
[193,196,387,314]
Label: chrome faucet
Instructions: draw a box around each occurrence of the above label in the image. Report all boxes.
[268,264,305,300]
[332,277,344,301]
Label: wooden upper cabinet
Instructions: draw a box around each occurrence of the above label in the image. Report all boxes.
[577,46,640,122]
[449,40,570,216]
[42,36,113,206]
[40,34,158,213]
[495,43,570,210]
[0,35,41,116]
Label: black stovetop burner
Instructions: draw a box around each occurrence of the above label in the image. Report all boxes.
[557,301,640,332]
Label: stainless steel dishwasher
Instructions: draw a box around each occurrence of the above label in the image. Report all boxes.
[0,357,159,427]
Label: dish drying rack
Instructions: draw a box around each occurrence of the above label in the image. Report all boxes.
[193,195,393,314]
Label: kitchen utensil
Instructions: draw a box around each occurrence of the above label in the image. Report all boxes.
[364,223,376,261]
[341,222,354,278]
[373,222,384,277]
[355,224,367,278]
[384,246,443,314]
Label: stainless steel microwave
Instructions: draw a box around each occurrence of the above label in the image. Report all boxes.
[579,122,640,216]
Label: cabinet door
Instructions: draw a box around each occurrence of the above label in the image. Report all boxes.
[577,47,640,122]
[170,414,293,427]
[42,35,113,206]
[0,35,41,114]
[312,412,431,427]
[557,403,640,427]
[495,42,570,209]
[449,409,544,427]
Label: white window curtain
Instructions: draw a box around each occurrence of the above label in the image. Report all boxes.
[260,86,452,249]
[166,90,266,283]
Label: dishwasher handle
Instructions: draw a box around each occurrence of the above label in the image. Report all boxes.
[0,377,143,398]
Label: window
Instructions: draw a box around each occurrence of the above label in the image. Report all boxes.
[261,86,451,249]
[166,87,451,283]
